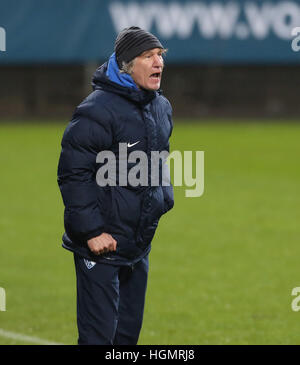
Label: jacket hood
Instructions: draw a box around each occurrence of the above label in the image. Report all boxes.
[105,53,138,91]
[92,61,158,106]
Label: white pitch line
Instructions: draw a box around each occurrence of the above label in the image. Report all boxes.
[0,328,63,345]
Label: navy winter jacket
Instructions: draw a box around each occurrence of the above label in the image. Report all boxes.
[57,61,174,264]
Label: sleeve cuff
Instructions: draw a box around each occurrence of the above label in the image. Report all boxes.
[84,227,104,242]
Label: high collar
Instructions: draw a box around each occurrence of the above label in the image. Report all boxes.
[106,53,138,91]
[92,61,158,106]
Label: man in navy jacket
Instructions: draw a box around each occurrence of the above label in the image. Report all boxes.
[57,27,174,345]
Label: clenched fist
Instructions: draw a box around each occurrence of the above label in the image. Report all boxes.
[87,233,117,255]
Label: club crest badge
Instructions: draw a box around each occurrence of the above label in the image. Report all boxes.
[84,259,96,270]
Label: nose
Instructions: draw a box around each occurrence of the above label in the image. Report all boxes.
[153,54,163,68]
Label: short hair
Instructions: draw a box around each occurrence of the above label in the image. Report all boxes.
[120,59,135,75]
[120,48,168,75]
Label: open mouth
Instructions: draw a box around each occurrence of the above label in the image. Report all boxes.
[150,72,161,79]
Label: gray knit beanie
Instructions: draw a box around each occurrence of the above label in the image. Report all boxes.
[115,26,164,69]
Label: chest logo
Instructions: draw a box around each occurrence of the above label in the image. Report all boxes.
[127,141,140,148]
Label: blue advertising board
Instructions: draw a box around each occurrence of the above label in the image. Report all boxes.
[0,0,300,63]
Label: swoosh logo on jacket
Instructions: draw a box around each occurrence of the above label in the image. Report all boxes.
[127,141,140,148]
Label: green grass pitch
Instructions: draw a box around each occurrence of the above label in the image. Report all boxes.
[0,120,299,345]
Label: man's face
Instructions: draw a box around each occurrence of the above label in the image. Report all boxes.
[131,48,164,91]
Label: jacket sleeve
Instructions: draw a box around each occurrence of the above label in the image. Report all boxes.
[57,112,113,243]
[162,99,174,214]
[162,141,174,214]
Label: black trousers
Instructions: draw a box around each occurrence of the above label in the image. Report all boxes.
[73,253,149,345]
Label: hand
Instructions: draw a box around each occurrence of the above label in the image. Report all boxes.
[87,233,117,255]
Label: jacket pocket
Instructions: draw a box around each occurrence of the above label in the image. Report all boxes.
[112,233,144,259]
[136,186,165,246]
[149,186,165,220]
[106,186,144,239]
